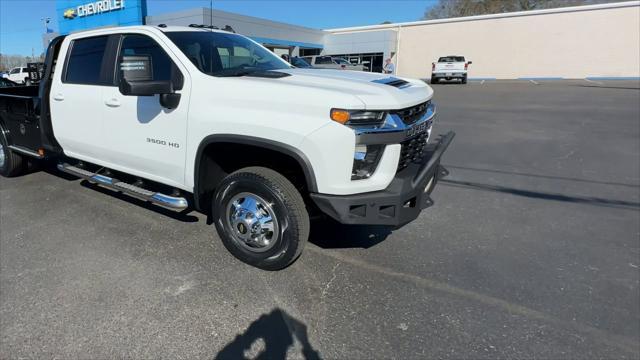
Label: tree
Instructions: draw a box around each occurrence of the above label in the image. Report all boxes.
[0,53,45,71]
[423,0,620,20]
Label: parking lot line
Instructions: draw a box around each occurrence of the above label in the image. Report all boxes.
[529,79,539,85]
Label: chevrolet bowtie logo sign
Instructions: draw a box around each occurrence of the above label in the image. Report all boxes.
[63,8,77,19]
[62,0,125,20]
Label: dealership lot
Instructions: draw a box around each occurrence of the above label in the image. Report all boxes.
[1,80,638,358]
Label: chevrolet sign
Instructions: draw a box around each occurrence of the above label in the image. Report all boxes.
[64,0,125,20]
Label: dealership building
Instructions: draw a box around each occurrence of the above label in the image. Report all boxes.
[52,0,640,79]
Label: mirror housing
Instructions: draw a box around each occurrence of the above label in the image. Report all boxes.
[160,93,181,109]
[467,61,473,65]
[119,79,172,96]
[118,79,181,110]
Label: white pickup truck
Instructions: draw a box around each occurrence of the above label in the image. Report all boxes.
[5,67,31,85]
[301,55,367,71]
[0,25,454,270]
[431,56,472,84]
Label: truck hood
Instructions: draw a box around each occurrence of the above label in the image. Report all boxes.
[274,68,433,110]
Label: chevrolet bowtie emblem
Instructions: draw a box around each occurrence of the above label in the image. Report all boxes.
[63,8,77,19]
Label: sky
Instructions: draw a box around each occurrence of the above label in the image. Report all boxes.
[0,0,436,56]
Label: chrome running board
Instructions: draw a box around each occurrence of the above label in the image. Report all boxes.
[57,163,188,211]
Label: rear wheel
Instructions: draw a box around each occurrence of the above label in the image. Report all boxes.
[430,75,438,84]
[212,167,309,270]
[461,75,468,84]
[0,129,25,177]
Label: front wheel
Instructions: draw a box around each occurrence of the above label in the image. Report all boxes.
[212,167,310,270]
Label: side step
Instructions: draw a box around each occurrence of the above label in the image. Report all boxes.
[57,163,188,211]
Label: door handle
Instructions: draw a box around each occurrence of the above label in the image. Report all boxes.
[104,98,121,108]
[53,93,64,101]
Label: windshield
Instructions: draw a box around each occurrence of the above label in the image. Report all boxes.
[165,31,291,77]
[438,56,465,63]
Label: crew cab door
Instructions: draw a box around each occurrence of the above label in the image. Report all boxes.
[101,33,190,188]
[50,35,115,161]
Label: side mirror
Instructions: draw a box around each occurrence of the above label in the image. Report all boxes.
[118,54,181,109]
[118,78,181,110]
[119,79,172,96]
[467,61,473,65]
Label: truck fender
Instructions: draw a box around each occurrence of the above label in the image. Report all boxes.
[193,134,318,211]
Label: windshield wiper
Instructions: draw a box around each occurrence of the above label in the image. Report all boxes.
[217,68,291,78]
[216,68,259,77]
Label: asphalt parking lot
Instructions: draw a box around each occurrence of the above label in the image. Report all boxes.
[1,79,639,359]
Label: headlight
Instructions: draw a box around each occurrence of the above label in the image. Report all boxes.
[352,144,384,180]
[331,109,387,127]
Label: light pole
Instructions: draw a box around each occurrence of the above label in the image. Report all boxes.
[40,17,51,33]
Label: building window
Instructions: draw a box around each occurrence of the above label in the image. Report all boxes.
[299,48,321,57]
[328,52,384,73]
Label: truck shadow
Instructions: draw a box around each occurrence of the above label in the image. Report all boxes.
[309,218,393,249]
[215,308,321,360]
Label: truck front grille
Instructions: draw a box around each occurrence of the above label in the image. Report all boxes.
[391,101,429,125]
[397,131,429,172]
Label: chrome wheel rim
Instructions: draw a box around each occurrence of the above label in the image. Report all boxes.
[225,192,279,253]
[0,143,5,169]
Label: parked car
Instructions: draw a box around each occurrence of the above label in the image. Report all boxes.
[0,78,19,87]
[289,56,313,68]
[302,55,366,71]
[0,25,454,270]
[431,56,472,84]
[6,67,31,85]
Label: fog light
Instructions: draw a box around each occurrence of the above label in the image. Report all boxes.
[352,144,384,180]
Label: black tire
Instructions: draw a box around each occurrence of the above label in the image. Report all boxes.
[0,128,25,177]
[461,75,467,84]
[430,76,437,84]
[212,166,310,270]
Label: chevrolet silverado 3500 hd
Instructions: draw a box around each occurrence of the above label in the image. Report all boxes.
[0,25,454,270]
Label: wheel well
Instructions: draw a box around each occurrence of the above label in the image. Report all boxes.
[195,141,314,212]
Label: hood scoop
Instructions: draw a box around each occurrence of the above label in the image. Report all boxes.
[372,77,410,88]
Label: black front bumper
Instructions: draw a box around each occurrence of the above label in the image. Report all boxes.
[310,131,455,226]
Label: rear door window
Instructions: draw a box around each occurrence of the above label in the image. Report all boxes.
[64,36,109,85]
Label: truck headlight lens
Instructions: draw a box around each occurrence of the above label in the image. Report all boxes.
[331,109,387,127]
[352,144,384,180]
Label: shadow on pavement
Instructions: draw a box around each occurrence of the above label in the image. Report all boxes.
[441,178,640,211]
[576,85,640,90]
[79,180,200,222]
[215,308,321,360]
[445,164,640,188]
[309,218,393,249]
